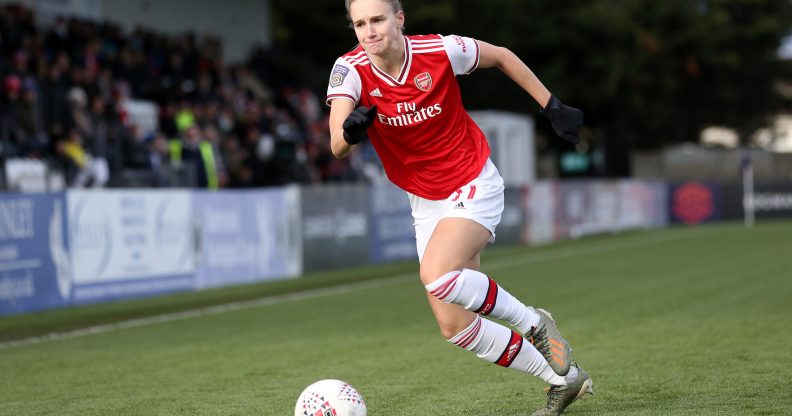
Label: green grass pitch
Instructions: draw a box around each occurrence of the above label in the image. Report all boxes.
[1,220,791,415]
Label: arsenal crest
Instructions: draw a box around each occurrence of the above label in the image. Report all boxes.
[414,72,432,92]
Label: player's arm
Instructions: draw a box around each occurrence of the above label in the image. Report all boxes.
[329,98,378,158]
[477,40,583,144]
[329,98,356,158]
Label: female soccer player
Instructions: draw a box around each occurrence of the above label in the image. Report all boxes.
[327,1,592,414]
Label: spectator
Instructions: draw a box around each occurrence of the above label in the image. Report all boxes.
[145,131,170,187]
[220,132,251,187]
[67,86,90,137]
[88,94,125,175]
[19,77,47,157]
[1,74,27,156]
[39,61,71,139]
[201,123,228,187]
[168,124,222,189]
[56,128,109,187]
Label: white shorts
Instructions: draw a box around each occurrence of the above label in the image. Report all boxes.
[408,159,505,262]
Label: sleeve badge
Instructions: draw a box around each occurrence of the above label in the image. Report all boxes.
[330,64,350,87]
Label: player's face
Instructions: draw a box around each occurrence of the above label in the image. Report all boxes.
[349,0,404,58]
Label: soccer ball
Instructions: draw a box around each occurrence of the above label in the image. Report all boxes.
[294,379,367,416]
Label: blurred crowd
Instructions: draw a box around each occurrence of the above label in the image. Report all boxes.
[0,4,382,189]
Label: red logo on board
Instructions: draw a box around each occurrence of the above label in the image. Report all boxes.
[673,182,714,224]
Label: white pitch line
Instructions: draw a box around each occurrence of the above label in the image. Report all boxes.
[0,228,711,350]
[0,276,417,351]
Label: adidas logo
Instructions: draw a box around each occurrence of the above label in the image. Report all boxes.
[548,338,567,367]
[453,201,465,209]
[369,88,382,97]
[505,341,521,363]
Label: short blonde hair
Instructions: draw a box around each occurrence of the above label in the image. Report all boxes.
[345,0,404,25]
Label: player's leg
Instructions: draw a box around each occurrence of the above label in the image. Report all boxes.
[420,217,570,385]
[427,266,574,376]
[429,297,593,416]
[414,160,575,367]
[419,191,574,376]
[421,216,593,414]
[419,217,487,339]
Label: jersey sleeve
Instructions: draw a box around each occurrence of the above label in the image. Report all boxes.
[441,35,480,75]
[326,57,362,106]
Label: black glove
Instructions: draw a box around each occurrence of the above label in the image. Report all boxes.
[540,95,583,144]
[342,105,378,145]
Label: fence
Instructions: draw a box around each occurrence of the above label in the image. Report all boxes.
[3,179,788,316]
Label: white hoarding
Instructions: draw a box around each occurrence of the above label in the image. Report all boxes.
[68,190,195,283]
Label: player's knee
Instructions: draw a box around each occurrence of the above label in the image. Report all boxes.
[419,265,452,285]
[436,315,477,340]
[438,323,461,340]
[418,264,435,286]
[422,269,463,302]
[419,256,461,285]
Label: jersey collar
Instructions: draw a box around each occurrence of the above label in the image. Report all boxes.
[368,35,411,87]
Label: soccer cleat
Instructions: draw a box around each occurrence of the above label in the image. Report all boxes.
[524,308,573,376]
[531,365,593,416]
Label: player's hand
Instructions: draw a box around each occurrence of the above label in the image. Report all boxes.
[540,95,583,144]
[342,105,378,145]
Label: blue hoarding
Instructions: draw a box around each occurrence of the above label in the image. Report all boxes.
[368,184,416,263]
[194,187,301,289]
[0,193,69,315]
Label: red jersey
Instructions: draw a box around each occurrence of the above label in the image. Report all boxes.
[326,34,490,200]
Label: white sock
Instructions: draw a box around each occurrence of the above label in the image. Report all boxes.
[448,316,567,385]
[426,269,541,333]
[564,366,579,384]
